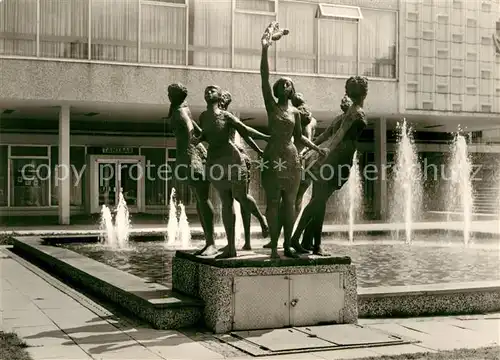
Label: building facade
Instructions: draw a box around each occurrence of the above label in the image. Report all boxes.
[0,0,499,224]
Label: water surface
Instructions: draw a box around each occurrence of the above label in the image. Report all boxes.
[62,235,500,288]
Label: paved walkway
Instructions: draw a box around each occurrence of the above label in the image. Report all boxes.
[1,247,499,360]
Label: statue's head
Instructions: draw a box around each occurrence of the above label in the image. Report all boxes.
[291,92,305,107]
[167,83,188,105]
[219,90,232,110]
[273,77,295,101]
[204,85,222,104]
[345,76,368,105]
[340,95,353,113]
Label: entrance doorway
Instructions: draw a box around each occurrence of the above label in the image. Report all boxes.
[89,156,145,213]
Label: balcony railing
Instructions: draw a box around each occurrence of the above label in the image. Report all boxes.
[0,0,398,79]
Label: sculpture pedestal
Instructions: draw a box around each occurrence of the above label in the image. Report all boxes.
[172,250,358,334]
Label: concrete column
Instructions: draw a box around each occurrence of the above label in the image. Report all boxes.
[58,105,71,225]
[374,117,387,220]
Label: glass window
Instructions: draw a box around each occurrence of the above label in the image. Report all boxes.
[277,1,317,74]
[91,0,138,62]
[0,146,7,206]
[140,1,186,65]
[0,0,37,57]
[10,146,48,157]
[319,18,358,75]
[359,9,397,78]
[234,12,275,70]
[141,147,167,206]
[188,0,231,68]
[50,146,86,206]
[10,158,50,207]
[235,0,275,12]
[39,0,89,59]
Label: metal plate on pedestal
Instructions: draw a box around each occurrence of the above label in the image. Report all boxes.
[297,324,404,346]
[231,328,337,352]
[233,276,289,331]
[289,273,344,327]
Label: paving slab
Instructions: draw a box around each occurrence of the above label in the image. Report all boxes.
[142,330,225,360]
[79,340,164,360]
[297,324,406,346]
[400,319,497,348]
[314,348,378,359]
[12,324,74,347]
[27,344,93,360]
[369,343,436,356]
[2,308,54,329]
[367,323,464,351]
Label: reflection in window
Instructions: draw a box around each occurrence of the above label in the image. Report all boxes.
[140,0,185,65]
[0,0,37,57]
[319,18,358,75]
[235,0,275,12]
[277,1,316,74]
[10,159,50,207]
[91,0,138,62]
[188,0,231,68]
[50,146,86,206]
[233,11,275,70]
[141,147,167,206]
[359,9,397,78]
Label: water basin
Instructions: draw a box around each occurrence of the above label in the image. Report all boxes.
[59,233,500,288]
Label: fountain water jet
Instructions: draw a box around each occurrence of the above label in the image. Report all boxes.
[293,183,312,234]
[177,202,192,249]
[335,151,363,242]
[347,151,362,242]
[164,187,193,249]
[165,188,179,245]
[447,131,474,245]
[232,132,246,246]
[99,189,131,250]
[99,205,116,247]
[389,119,423,244]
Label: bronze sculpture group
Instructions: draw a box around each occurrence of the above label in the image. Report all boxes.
[167,22,368,259]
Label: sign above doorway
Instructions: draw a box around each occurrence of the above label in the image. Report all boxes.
[87,146,140,155]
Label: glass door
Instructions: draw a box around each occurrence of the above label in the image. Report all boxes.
[98,161,118,209]
[117,159,139,210]
[92,157,144,214]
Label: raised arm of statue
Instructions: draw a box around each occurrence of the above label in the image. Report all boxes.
[226,112,266,156]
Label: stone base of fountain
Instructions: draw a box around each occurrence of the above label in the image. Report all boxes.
[172,250,358,334]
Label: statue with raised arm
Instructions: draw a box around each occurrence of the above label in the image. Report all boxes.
[299,95,353,251]
[259,22,326,259]
[219,90,270,249]
[197,85,269,259]
[290,76,369,255]
[262,91,318,249]
[166,83,216,256]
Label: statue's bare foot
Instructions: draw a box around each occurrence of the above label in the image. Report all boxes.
[196,245,219,256]
[242,243,252,251]
[261,224,269,238]
[284,247,300,259]
[263,241,272,249]
[291,242,309,254]
[215,247,237,259]
[312,246,330,256]
[270,248,280,259]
